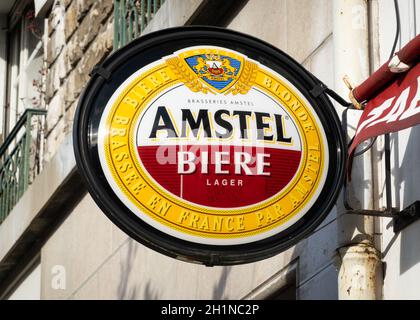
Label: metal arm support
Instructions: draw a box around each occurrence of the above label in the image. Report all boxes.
[339,103,420,233]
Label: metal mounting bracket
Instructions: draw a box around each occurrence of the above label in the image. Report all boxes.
[89,65,111,81]
[393,201,420,233]
[341,108,420,233]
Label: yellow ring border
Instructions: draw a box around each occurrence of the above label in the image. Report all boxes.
[102,50,326,239]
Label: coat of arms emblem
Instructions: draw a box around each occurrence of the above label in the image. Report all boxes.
[186,53,240,91]
[166,47,258,94]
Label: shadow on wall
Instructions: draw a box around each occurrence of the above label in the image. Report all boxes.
[212,266,232,299]
[118,239,140,299]
[343,116,373,244]
[142,281,159,300]
[116,237,233,299]
[117,239,158,299]
[113,218,338,299]
[347,119,372,212]
[396,125,420,274]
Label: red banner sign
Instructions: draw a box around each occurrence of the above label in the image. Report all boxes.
[348,62,420,174]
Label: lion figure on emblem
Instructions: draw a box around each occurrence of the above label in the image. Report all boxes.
[194,57,207,74]
[222,58,236,75]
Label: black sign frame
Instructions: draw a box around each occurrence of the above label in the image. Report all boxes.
[73,26,345,266]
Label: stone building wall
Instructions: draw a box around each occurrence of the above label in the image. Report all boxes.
[44,0,114,162]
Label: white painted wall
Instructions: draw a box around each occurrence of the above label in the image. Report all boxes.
[8,264,41,300]
[375,0,420,300]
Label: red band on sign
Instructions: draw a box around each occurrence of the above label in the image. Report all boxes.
[138,145,301,208]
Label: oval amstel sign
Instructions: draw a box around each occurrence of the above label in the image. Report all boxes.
[74,27,345,265]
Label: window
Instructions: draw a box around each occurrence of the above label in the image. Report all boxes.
[0,1,47,222]
[3,0,44,139]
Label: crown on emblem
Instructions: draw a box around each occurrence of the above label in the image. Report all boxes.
[205,53,221,61]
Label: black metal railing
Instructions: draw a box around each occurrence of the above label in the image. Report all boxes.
[0,109,47,223]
